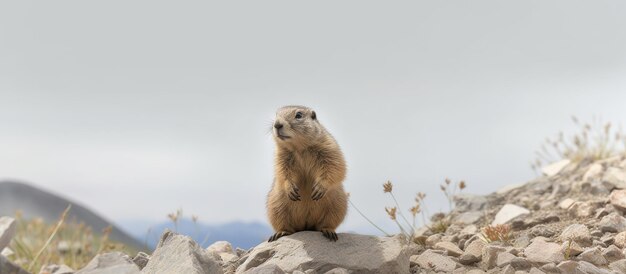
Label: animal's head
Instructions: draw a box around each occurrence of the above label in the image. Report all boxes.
[272,105,323,147]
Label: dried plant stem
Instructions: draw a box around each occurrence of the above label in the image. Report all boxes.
[389,193,415,233]
[348,199,390,236]
[28,204,71,272]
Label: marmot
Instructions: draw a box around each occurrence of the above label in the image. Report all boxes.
[266,105,348,242]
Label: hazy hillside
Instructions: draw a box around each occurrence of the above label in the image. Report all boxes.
[0,180,145,250]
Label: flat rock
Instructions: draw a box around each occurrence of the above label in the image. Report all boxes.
[142,230,222,274]
[464,240,486,259]
[609,259,626,273]
[76,252,140,274]
[602,245,624,263]
[576,261,612,274]
[610,190,626,211]
[434,241,463,257]
[542,159,571,177]
[0,255,29,274]
[492,204,530,225]
[524,239,564,264]
[412,250,457,273]
[613,231,626,248]
[237,232,409,274]
[496,252,516,267]
[0,217,16,252]
[560,224,592,247]
[578,247,608,266]
[480,245,506,270]
[559,198,576,209]
[598,213,626,233]
[603,167,626,189]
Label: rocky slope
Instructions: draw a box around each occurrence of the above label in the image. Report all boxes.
[3,155,626,273]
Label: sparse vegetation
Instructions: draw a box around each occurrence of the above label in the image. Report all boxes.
[350,178,466,244]
[479,224,512,244]
[532,116,626,172]
[8,206,132,272]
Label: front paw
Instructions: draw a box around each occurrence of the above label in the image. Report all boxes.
[288,183,301,201]
[311,182,326,200]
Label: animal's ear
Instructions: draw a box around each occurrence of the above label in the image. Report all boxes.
[311,111,317,120]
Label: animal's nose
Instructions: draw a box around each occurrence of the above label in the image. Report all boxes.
[274,122,283,129]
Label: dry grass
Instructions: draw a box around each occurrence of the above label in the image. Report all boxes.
[479,224,512,244]
[7,206,133,272]
[532,116,626,172]
[350,178,466,244]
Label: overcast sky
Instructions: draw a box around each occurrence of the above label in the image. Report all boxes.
[1,1,626,234]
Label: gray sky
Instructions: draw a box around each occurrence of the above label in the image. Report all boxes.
[2,1,626,233]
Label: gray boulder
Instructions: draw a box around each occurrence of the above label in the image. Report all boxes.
[237,232,409,274]
[141,230,222,274]
[75,252,140,274]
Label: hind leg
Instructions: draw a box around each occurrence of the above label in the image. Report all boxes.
[314,188,348,242]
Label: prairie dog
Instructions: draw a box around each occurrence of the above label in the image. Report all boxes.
[266,106,347,242]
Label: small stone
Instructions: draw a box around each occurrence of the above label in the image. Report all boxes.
[530,225,555,238]
[602,245,624,262]
[609,259,626,273]
[426,234,442,247]
[142,231,222,274]
[560,224,592,247]
[542,159,571,177]
[501,264,515,274]
[584,163,604,181]
[464,239,486,259]
[0,217,16,252]
[529,267,546,274]
[610,189,626,211]
[434,241,463,257]
[481,245,506,270]
[556,261,579,273]
[492,204,530,226]
[559,198,576,209]
[603,167,626,189]
[561,240,584,257]
[459,254,480,265]
[514,234,531,249]
[524,238,564,264]
[207,241,238,262]
[577,260,612,274]
[132,252,149,270]
[578,247,608,266]
[1,247,13,257]
[568,202,596,218]
[614,231,626,248]
[510,257,531,270]
[539,263,559,273]
[413,250,457,273]
[496,252,517,267]
[75,252,140,274]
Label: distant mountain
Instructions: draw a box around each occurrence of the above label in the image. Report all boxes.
[0,180,145,250]
[122,218,273,250]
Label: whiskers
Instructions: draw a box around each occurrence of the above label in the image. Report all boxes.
[265,119,275,136]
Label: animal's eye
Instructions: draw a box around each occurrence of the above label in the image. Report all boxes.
[295,112,303,119]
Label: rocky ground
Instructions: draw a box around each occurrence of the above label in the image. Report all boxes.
[2,155,626,273]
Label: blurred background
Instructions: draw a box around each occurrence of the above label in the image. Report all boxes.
[2,0,626,249]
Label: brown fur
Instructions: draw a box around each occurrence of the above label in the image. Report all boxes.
[266,106,347,242]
